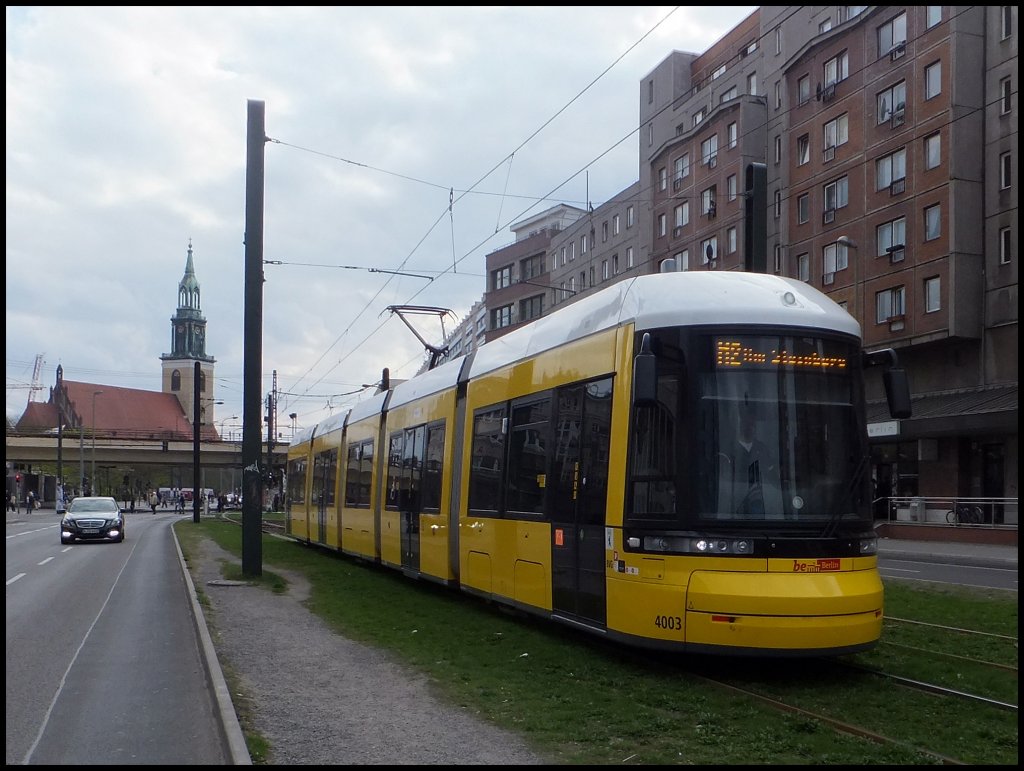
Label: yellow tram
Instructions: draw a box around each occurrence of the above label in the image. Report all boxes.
[286,271,910,656]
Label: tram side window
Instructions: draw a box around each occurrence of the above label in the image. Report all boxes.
[345,444,360,505]
[421,422,446,512]
[506,396,551,517]
[288,458,307,506]
[386,432,404,510]
[469,405,507,515]
[345,440,373,507]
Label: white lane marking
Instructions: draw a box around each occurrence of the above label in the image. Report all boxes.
[6,525,58,539]
[38,557,55,566]
[6,573,27,586]
[23,536,142,764]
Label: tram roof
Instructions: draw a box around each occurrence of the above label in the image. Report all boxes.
[469,271,860,380]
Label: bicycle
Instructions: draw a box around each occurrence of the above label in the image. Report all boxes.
[946,502,984,525]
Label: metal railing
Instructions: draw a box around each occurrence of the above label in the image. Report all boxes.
[886,496,1018,530]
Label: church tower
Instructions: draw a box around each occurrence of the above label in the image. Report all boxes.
[160,240,216,428]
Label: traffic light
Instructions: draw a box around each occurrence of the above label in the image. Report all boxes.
[15,474,21,484]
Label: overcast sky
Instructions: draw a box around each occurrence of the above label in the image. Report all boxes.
[6,5,755,437]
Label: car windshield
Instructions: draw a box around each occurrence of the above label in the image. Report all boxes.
[69,498,119,514]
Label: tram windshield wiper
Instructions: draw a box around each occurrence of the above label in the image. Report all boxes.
[820,454,867,538]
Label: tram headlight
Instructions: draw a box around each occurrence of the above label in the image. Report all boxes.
[859,534,878,555]
[631,533,759,555]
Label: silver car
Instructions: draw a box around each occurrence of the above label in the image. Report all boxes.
[60,496,126,543]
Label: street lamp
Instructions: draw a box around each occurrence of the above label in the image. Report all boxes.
[91,390,104,494]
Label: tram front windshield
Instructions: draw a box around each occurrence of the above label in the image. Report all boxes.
[628,331,869,529]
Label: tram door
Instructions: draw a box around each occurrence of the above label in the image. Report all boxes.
[400,426,425,570]
[312,449,336,545]
[551,378,612,626]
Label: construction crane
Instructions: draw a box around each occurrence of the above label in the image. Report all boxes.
[28,353,45,403]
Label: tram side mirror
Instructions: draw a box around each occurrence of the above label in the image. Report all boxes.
[883,367,912,419]
[633,332,658,406]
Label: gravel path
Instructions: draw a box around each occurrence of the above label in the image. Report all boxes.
[191,539,547,765]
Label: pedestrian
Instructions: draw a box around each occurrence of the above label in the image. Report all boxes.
[27,490,36,511]
[149,490,158,515]
[7,492,16,513]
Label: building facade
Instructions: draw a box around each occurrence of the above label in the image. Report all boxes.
[468,5,1017,518]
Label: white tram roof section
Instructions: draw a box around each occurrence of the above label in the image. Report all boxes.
[387,355,466,411]
[469,272,861,380]
[346,388,389,424]
[315,408,350,436]
[289,423,317,448]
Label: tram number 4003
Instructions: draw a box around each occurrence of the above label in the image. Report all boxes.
[654,614,682,631]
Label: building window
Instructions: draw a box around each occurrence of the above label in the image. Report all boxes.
[727,227,737,254]
[824,176,849,212]
[819,18,832,34]
[648,79,654,104]
[602,221,608,243]
[692,109,705,127]
[659,167,668,191]
[924,132,941,170]
[519,295,543,322]
[1001,6,1013,39]
[1000,77,1012,114]
[877,217,907,258]
[876,286,906,324]
[675,202,689,228]
[674,155,686,182]
[775,27,782,55]
[701,237,718,264]
[924,277,941,313]
[1000,152,1012,189]
[797,253,810,282]
[774,189,782,219]
[648,123,653,146]
[581,233,589,254]
[727,174,737,202]
[626,246,634,268]
[925,61,942,99]
[824,113,849,149]
[924,204,941,241]
[798,75,811,105]
[773,243,783,274]
[774,135,782,164]
[747,72,757,96]
[658,213,667,237]
[520,254,544,281]
[727,122,737,149]
[797,134,810,165]
[492,304,513,329]
[701,187,716,216]
[171,370,181,391]
[999,227,1011,264]
[720,86,737,103]
[701,135,719,165]
[926,6,942,28]
[877,81,906,124]
[613,214,620,235]
[492,265,512,291]
[612,254,619,274]
[570,241,575,261]
[626,206,634,228]
[876,148,907,191]
[877,12,907,55]
[580,271,587,289]
[601,260,609,281]
[712,64,726,80]
[823,241,849,284]
[677,249,689,271]
[824,51,849,86]
[569,276,575,293]
[798,193,809,224]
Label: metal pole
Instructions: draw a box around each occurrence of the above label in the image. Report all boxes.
[242,98,266,576]
[193,362,201,523]
[91,390,103,494]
